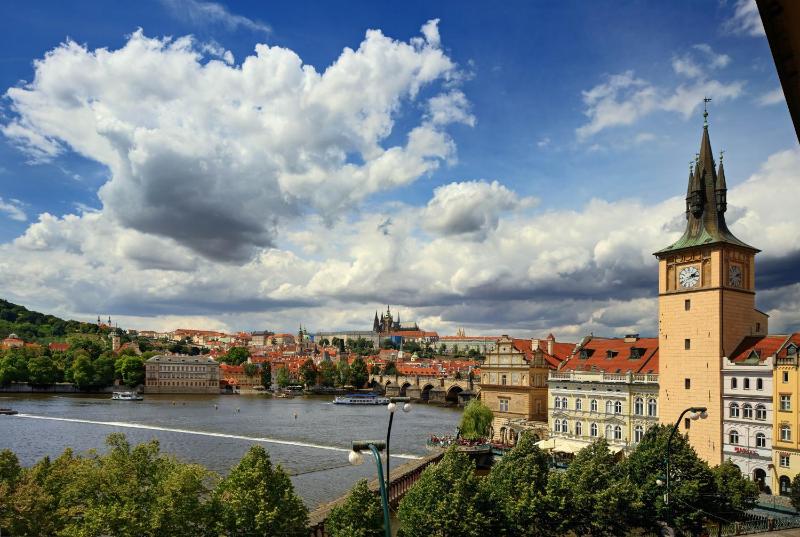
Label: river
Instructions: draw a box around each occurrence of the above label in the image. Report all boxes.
[0,393,461,508]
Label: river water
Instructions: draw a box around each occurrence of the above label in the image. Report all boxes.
[0,393,461,508]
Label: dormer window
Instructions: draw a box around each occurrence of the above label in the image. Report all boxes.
[787,344,798,357]
[630,348,643,360]
[580,349,589,359]
[606,350,618,359]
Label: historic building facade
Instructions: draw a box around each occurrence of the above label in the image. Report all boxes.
[655,114,767,464]
[481,334,571,445]
[772,335,800,495]
[546,335,659,455]
[145,354,220,394]
[722,336,783,492]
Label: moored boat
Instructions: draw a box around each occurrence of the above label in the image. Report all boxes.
[0,408,18,415]
[112,391,143,401]
[333,393,390,405]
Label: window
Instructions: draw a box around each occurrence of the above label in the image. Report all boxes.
[575,398,582,411]
[756,405,767,421]
[590,423,598,437]
[781,395,791,411]
[729,430,739,445]
[684,299,691,311]
[561,419,568,434]
[554,420,561,433]
[685,339,691,350]
[781,455,791,468]
[780,476,792,496]
[756,433,766,448]
[648,398,658,417]
[757,378,763,390]
[730,403,740,418]
[634,425,644,443]
[731,377,738,389]
[614,425,622,440]
[606,400,613,414]
[685,378,691,389]
[590,399,598,412]
[684,417,691,429]
[605,425,613,439]
[781,425,791,442]
[634,397,644,415]
[743,404,753,419]
[614,401,622,414]
[501,374,507,386]
[563,397,569,410]
[499,399,509,412]
[744,378,750,390]
[575,421,582,436]
[784,371,790,383]
[756,322,761,332]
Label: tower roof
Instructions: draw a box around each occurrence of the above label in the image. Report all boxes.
[655,117,757,257]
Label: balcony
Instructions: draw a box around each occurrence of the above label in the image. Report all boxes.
[548,370,658,384]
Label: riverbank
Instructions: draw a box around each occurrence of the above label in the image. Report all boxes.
[0,382,114,393]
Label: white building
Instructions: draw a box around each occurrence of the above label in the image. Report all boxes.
[722,335,785,493]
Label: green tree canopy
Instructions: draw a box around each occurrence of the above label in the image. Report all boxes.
[459,399,493,440]
[326,479,383,537]
[221,347,250,365]
[261,362,272,389]
[299,358,317,387]
[215,445,308,537]
[115,354,145,387]
[350,357,368,388]
[275,366,292,388]
[243,362,259,378]
[319,359,337,387]
[336,359,351,387]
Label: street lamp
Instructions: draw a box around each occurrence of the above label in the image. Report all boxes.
[349,440,391,537]
[385,396,411,489]
[664,406,708,523]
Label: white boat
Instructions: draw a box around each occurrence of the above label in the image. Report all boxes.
[333,393,390,405]
[112,391,143,401]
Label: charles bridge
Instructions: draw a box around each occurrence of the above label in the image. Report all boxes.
[369,373,479,406]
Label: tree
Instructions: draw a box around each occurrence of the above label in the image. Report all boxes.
[336,359,351,387]
[221,347,250,365]
[0,449,21,486]
[711,460,758,521]
[0,352,29,385]
[319,359,337,387]
[326,479,383,537]
[791,473,800,511]
[459,399,493,440]
[115,355,145,387]
[70,354,96,389]
[482,433,553,536]
[261,362,272,389]
[243,362,259,378]
[383,360,397,376]
[67,334,106,359]
[299,358,317,387]
[93,353,116,387]
[350,357,368,388]
[215,445,308,537]
[370,363,380,375]
[380,339,397,350]
[275,366,292,388]
[397,448,494,536]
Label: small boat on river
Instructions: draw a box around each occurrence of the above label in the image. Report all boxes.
[112,391,143,401]
[0,408,18,415]
[333,393,390,405]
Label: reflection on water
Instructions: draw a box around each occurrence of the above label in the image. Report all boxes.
[0,393,461,508]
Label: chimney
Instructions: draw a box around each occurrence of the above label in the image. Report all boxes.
[547,338,554,356]
[532,339,540,351]
[624,334,639,343]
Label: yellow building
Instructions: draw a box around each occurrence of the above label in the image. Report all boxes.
[654,115,766,464]
[545,335,659,455]
[145,354,220,394]
[772,335,800,495]
[480,334,571,445]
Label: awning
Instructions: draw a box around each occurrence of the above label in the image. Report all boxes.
[534,437,589,454]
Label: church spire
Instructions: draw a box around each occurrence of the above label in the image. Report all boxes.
[716,151,727,213]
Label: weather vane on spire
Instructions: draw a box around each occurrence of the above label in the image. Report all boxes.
[703,97,712,126]
[719,149,725,162]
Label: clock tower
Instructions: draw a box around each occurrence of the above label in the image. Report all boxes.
[654,111,767,464]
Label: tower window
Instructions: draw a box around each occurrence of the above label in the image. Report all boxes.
[684,339,691,350]
[784,371,790,383]
[756,322,761,333]
[685,299,691,311]
[685,378,691,389]
[684,417,691,429]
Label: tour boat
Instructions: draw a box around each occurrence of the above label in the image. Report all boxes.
[112,391,143,401]
[333,393,390,405]
[0,408,18,415]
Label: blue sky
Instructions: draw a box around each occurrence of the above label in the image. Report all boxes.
[0,0,797,338]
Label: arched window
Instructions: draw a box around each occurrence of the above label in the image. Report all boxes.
[634,397,644,415]
[780,476,792,496]
[614,401,622,414]
[554,420,561,433]
[781,425,791,441]
[730,403,740,418]
[575,398,582,411]
[756,433,766,448]
[561,419,569,434]
[590,423,598,437]
[590,399,598,412]
[562,397,569,410]
[634,425,644,443]
[729,430,739,445]
[648,398,657,417]
[731,377,738,389]
[614,425,622,440]
[744,378,750,390]
[743,404,753,419]
[757,378,763,390]
[605,425,613,439]
[575,421,582,436]
[756,405,767,421]
[606,401,613,414]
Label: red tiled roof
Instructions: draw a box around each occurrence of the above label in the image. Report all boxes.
[729,335,789,363]
[559,337,658,374]
[49,342,70,352]
[439,335,500,341]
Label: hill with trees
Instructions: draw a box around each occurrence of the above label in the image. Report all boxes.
[0,298,106,342]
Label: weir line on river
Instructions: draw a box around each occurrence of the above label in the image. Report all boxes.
[11,414,422,460]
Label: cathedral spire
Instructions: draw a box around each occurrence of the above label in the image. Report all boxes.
[716,150,727,213]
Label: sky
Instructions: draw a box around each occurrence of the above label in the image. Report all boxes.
[0,0,797,339]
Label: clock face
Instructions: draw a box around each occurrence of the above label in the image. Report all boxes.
[679,266,701,288]
[729,265,743,288]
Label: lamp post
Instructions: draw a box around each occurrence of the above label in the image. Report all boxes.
[664,406,708,523]
[385,396,411,487]
[349,440,391,537]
